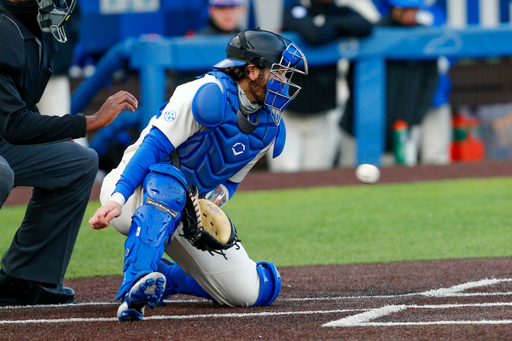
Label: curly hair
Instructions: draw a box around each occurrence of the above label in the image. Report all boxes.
[219,64,264,82]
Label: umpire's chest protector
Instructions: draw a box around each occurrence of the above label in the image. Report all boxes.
[177,71,281,195]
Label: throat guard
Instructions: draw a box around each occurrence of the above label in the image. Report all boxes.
[37,0,76,43]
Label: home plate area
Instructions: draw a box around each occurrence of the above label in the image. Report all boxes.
[1,257,512,340]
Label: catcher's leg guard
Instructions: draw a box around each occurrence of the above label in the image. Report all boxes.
[116,164,187,300]
[158,258,213,301]
[253,262,281,306]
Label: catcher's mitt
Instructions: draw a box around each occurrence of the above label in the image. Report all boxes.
[180,185,239,258]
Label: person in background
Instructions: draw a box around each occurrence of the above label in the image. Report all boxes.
[0,0,138,307]
[169,0,247,104]
[267,0,379,172]
[417,0,453,165]
[340,0,440,166]
[198,0,245,35]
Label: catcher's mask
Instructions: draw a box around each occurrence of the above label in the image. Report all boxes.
[221,28,308,126]
[36,0,76,43]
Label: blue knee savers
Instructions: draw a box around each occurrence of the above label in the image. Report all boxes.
[253,262,281,306]
[116,164,187,299]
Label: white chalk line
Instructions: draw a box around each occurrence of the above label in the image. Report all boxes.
[341,320,512,327]
[3,277,511,310]
[420,278,512,297]
[324,302,512,327]
[0,308,366,325]
[324,305,407,327]
[6,301,507,326]
[288,278,512,302]
[0,298,211,310]
[3,289,511,311]
[2,277,512,326]
[324,278,512,328]
[284,291,512,302]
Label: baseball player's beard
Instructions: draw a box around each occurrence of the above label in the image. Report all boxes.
[248,70,267,106]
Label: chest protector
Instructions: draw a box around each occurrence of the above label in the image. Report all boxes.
[177,71,280,195]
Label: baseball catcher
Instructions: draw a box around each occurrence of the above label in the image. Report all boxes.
[89,27,308,321]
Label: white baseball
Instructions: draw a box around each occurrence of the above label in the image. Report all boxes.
[355,164,380,184]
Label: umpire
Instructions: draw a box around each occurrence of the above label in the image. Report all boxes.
[0,0,138,306]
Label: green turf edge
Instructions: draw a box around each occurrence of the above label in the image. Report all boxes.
[0,176,510,279]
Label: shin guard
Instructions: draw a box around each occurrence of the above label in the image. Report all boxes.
[116,164,188,300]
[116,206,177,299]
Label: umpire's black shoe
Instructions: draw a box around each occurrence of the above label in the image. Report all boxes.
[0,271,75,306]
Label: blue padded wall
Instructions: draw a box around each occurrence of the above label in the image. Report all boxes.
[79,0,208,55]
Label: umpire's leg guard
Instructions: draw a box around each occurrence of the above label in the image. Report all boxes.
[157,258,213,301]
[253,262,281,306]
[116,164,188,300]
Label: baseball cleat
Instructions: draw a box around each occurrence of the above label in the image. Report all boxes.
[117,272,166,322]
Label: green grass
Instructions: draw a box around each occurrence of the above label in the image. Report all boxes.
[1,177,511,279]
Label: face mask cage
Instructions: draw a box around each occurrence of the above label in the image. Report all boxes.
[37,0,76,43]
[264,42,308,126]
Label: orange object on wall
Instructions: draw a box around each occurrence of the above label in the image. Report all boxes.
[450,113,485,162]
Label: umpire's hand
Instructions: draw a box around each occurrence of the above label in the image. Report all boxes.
[85,90,138,132]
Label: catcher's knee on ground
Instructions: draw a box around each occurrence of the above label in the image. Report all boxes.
[253,262,281,306]
[116,164,187,299]
[160,258,281,307]
[165,225,281,307]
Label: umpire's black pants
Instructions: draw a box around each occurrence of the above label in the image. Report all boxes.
[0,140,98,285]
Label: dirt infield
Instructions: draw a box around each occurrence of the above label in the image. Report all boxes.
[2,160,512,340]
[2,258,512,340]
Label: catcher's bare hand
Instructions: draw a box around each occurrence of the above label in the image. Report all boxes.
[86,90,138,132]
[89,200,122,230]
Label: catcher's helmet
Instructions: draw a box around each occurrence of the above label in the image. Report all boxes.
[35,0,76,43]
[220,28,308,126]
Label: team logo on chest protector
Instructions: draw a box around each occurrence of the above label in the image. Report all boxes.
[232,143,245,156]
[177,71,279,195]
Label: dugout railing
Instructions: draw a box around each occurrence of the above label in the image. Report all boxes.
[71,25,512,166]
